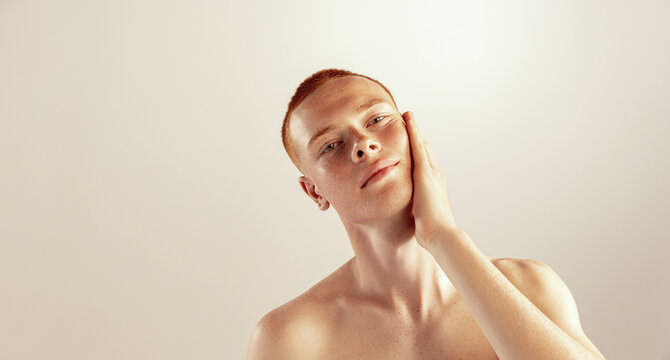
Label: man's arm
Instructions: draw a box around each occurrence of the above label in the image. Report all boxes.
[507,257,605,359]
[495,257,606,359]
[401,110,606,360]
[427,228,606,360]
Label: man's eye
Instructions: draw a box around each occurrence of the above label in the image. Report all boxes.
[323,142,339,153]
[369,116,385,125]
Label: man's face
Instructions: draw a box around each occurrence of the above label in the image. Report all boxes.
[289,76,413,224]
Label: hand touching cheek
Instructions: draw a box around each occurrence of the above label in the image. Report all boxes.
[403,111,459,248]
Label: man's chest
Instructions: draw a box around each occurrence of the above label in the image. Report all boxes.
[321,305,499,360]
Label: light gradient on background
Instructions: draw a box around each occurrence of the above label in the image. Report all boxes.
[1,1,668,359]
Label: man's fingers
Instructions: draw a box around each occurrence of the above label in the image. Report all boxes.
[407,111,438,168]
[404,111,429,169]
[424,138,438,169]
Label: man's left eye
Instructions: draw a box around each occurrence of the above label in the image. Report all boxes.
[369,116,385,125]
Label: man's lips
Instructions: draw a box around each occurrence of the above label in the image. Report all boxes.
[361,159,400,188]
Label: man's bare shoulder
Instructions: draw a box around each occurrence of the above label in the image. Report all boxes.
[246,260,353,360]
[246,299,332,360]
[490,256,606,358]
[491,257,556,290]
[489,257,581,326]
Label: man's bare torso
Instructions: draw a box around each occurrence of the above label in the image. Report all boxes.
[253,256,532,360]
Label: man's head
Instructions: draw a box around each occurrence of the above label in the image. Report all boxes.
[282,69,398,172]
[281,69,413,224]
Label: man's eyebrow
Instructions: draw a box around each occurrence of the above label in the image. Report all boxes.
[355,97,389,113]
[307,98,391,149]
[307,124,336,149]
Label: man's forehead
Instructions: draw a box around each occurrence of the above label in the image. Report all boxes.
[290,76,393,144]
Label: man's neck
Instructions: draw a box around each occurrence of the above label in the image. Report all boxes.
[341,205,457,322]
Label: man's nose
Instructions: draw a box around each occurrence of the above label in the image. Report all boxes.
[352,137,380,162]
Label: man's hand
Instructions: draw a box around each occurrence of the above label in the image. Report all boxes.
[402,111,607,360]
[403,110,459,248]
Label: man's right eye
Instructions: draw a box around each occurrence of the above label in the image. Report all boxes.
[323,142,339,153]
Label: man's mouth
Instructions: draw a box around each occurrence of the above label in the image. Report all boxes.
[361,161,399,188]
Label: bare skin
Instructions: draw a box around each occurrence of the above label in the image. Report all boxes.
[248,256,523,359]
[247,76,605,360]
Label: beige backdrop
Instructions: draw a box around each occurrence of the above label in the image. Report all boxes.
[1,1,669,359]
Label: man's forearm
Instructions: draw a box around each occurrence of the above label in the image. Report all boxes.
[426,228,604,360]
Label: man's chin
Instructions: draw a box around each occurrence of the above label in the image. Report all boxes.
[358,187,413,218]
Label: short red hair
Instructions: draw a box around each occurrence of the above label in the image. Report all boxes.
[281,68,398,173]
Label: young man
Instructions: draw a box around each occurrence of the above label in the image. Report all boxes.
[246,69,606,359]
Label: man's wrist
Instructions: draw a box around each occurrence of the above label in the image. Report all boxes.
[424,225,468,252]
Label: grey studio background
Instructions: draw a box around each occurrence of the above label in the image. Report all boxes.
[1,1,669,359]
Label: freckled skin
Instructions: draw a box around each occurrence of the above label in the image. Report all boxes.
[248,75,605,360]
[249,76,503,359]
[289,75,414,225]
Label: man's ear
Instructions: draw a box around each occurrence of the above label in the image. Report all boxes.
[298,176,330,211]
